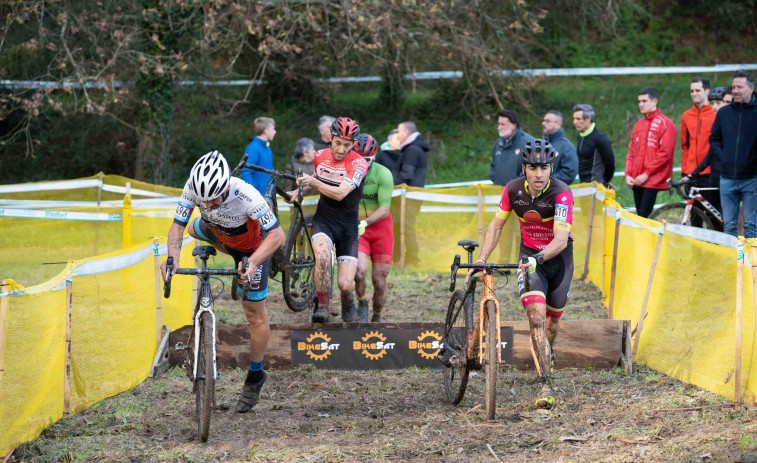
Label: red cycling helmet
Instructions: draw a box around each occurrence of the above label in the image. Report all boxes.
[354,133,378,158]
[330,117,361,141]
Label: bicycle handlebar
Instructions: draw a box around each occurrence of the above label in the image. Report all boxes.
[449,255,522,292]
[243,163,299,181]
[163,256,241,299]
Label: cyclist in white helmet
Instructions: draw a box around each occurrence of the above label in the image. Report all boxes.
[161,150,285,414]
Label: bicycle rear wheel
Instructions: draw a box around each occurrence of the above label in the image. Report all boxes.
[443,290,473,404]
[283,213,315,312]
[650,202,718,229]
[195,311,215,442]
[484,300,498,420]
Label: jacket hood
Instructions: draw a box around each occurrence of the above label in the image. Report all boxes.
[733,92,757,109]
[400,132,430,152]
[544,128,566,143]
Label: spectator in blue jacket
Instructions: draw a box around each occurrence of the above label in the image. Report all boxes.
[542,110,579,184]
[241,117,277,197]
[709,70,757,237]
[489,109,535,186]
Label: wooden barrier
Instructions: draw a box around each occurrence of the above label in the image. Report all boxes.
[168,320,630,371]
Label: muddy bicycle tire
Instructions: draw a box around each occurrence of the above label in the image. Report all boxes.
[283,213,316,312]
[484,300,498,420]
[443,289,474,404]
[196,310,215,442]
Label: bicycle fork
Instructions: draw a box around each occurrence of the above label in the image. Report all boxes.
[193,300,219,382]
[470,274,501,367]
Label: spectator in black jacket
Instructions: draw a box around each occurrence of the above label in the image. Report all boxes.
[709,70,757,237]
[376,129,401,185]
[395,121,429,266]
[572,104,616,187]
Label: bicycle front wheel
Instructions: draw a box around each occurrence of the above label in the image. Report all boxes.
[484,300,498,420]
[282,213,315,312]
[443,290,473,404]
[196,311,215,442]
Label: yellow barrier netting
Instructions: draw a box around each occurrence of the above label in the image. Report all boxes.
[1,174,756,455]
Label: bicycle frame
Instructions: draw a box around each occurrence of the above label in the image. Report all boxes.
[668,179,723,225]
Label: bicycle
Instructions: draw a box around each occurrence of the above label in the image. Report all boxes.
[229,157,316,313]
[164,245,244,442]
[437,239,527,420]
[648,178,723,231]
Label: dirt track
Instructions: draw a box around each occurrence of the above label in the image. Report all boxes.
[10,275,757,462]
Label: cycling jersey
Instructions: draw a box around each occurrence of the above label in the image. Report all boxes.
[313,147,369,216]
[173,177,279,253]
[495,177,573,253]
[359,162,394,219]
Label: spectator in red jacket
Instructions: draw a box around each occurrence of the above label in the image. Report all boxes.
[625,87,677,218]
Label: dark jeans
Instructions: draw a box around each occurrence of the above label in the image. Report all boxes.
[633,187,659,218]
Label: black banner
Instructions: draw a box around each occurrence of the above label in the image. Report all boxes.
[290,325,514,370]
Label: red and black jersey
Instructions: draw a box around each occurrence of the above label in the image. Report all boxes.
[496,177,574,253]
[313,148,369,215]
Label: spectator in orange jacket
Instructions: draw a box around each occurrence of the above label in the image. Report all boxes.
[680,77,717,225]
[681,77,715,179]
[625,87,677,218]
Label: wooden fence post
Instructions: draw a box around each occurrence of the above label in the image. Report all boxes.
[400,189,407,272]
[632,221,665,363]
[0,282,9,402]
[736,239,744,403]
[608,211,621,320]
[751,242,757,367]
[580,186,597,280]
[64,279,72,414]
[154,237,163,346]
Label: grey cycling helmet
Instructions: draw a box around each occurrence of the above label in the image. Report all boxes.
[189,150,230,201]
[520,139,557,165]
[709,86,726,101]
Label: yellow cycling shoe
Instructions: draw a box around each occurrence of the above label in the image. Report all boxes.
[535,378,555,409]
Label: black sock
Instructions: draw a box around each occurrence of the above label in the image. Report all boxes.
[246,369,264,384]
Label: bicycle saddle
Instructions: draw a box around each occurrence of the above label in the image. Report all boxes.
[457,239,479,252]
[192,245,217,259]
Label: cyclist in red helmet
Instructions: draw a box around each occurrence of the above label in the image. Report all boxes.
[295,117,369,323]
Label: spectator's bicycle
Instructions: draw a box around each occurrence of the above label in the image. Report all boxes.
[230,158,316,313]
[437,239,527,420]
[648,178,723,231]
[164,246,244,442]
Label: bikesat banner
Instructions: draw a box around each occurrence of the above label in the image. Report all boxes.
[290,326,514,370]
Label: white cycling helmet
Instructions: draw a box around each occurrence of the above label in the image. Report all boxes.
[189,150,230,201]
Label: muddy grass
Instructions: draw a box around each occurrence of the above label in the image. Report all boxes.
[10,273,757,462]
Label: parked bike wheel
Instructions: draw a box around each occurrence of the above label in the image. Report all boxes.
[484,300,498,420]
[649,202,716,229]
[283,213,316,312]
[195,310,215,442]
[443,290,473,404]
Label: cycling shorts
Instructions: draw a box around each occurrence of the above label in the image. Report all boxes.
[194,218,270,302]
[358,215,394,264]
[517,242,573,318]
[311,208,359,265]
